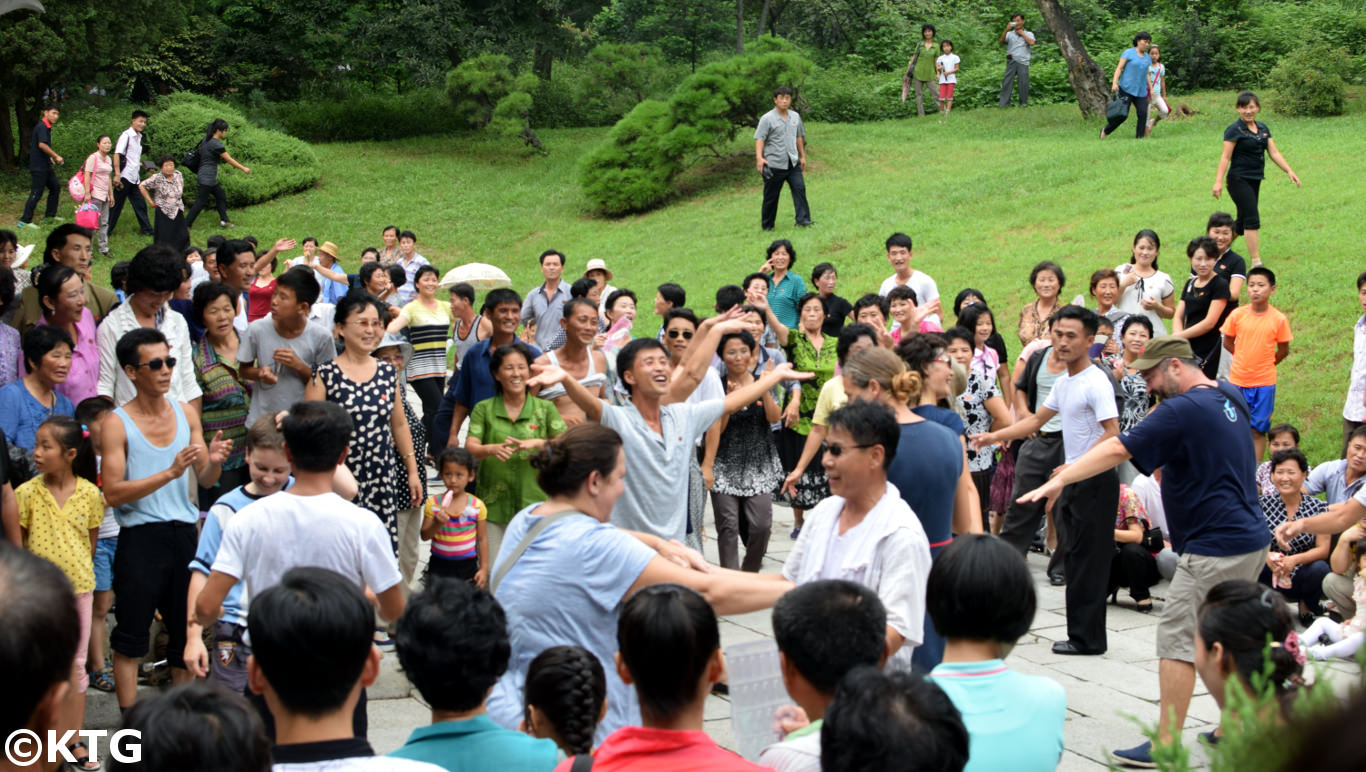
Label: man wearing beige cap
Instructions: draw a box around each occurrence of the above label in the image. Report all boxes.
[1015,335,1269,768]
[583,257,618,315]
[311,240,350,306]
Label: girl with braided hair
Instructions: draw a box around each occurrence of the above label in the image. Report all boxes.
[524,646,607,756]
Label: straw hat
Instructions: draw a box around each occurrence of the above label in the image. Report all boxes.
[583,258,614,281]
[317,241,341,262]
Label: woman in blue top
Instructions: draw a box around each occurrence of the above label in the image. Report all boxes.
[927,534,1066,772]
[1101,32,1153,140]
[1213,90,1301,267]
[0,325,76,454]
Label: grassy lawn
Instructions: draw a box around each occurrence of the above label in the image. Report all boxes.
[4,88,1363,460]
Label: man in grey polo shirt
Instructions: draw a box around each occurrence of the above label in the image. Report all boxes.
[529,324,808,542]
[999,13,1036,107]
[755,86,813,231]
[521,249,570,351]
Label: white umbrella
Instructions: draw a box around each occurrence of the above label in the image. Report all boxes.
[440,263,511,291]
[13,244,34,269]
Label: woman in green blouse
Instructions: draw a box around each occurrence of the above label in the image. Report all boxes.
[465,341,567,553]
[773,292,839,537]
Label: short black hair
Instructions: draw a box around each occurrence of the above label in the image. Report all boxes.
[44,224,92,264]
[773,86,793,97]
[618,584,718,724]
[605,288,637,315]
[1029,260,1066,291]
[220,239,256,268]
[657,282,686,309]
[663,307,699,331]
[334,289,385,328]
[131,109,150,120]
[837,323,878,366]
[772,580,886,695]
[1249,265,1276,286]
[742,272,771,293]
[1269,447,1309,474]
[569,276,597,300]
[822,667,969,772]
[248,567,374,718]
[115,682,271,772]
[399,230,417,242]
[36,262,79,313]
[927,534,1036,643]
[826,400,900,470]
[115,327,168,370]
[281,401,354,472]
[811,262,836,283]
[449,281,475,305]
[192,281,237,330]
[0,542,79,739]
[886,285,919,305]
[1050,304,1099,336]
[885,232,913,251]
[414,264,439,285]
[538,249,565,267]
[1133,31,1152,45]
[275,265,321,307]
[489,342,535,392]
[21,324,73,374]
[1207,211,1235,233]
[564,297,597,320]
[922,23,935,35]
[1187,236,1219,260]
[766,238,796,266]
[127,243,188,295]
[482,287,522,314]
[616,338,667,396]
[386,264,406,288]
[853,293,889,320]
[358,261,387,288]
[1120,313,1153,339]
[714,284,745,313]
[1267,423,1300,445]
[395,578,509,713]
[437,446,476,476]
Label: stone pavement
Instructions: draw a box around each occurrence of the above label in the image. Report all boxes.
[87,504,1362,769]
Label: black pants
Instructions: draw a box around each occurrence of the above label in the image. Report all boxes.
[428,556,479,581]
[109,178,154,235]
[760,164,811,230]
[21,167,60,223]
[110,521,198,668]
[1259,560,1331,615]
[186,182,228,227]
[1056,469,1120,652]
[1103,90,1150,139]
[1110,542,1161,602]
[998,435,1066,576]
[1226,175,1261,233]
[410,377,445,447]
[154,209,191,253]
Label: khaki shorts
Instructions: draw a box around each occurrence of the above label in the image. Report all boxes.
[1157,548,1268,663]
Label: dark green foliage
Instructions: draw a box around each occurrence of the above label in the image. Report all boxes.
[579,37,812,214]
[592,0,735,71]
[445,54,544,150]
[531,45,684,129]
[251,89,467,143]
[1268,43,1351,117]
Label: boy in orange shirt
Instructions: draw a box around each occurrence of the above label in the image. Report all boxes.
[1221,265,1292,461]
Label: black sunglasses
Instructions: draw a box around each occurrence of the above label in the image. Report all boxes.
[666,329,694,340]
[824,442,874,457]
[131,356,177,371]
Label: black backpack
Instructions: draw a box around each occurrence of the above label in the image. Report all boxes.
[181,140,202,172]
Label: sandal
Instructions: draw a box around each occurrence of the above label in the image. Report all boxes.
[67,741,101,771]
[88,667,115,693]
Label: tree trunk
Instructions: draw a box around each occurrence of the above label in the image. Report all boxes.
[0,93,14,169]
[1034,0,1108,117]
[15,94,37,170]
[533,43,553,80]
[736,0,744,54]
[758,0,769,35]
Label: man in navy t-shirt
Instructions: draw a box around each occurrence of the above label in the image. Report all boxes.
[1016,336,1268,768]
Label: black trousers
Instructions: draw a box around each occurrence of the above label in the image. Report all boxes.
[1056,469,1120,652]
[21,167,60,223]
[1226,175,1261,233]
[109,178,154,235]
[410,377,445,447]
[186,182,228,227]
[998,435,1066,576]
[1110,541,1161,602]
[1103,90,1150,139]
[760,164,811,230]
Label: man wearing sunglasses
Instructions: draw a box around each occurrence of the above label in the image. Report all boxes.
[99,326,233,715]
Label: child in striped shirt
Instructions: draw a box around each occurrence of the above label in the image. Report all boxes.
[422,447,488,585]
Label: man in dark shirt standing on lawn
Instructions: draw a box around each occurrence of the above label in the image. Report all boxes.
[19,105,64,229]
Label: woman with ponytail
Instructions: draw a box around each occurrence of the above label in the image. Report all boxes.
[1195,580,1306,729]
[524,646,607,756]
[484,423,794,744]
[185,118,250,229]
[840,347,977,671]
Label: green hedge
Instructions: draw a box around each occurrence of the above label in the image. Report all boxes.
[252,88,465,142]
[145,94,319,206]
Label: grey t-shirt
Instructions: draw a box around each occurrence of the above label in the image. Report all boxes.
[198,137,226,186]
[1005,29,1034,65]
[238,318,336,425]
[755,108,804,170]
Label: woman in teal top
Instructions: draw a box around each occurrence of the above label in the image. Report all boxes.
[762,239,806,330]
[466,341,566,537]
[927,535,1066,772]
[1101,31,1152,140]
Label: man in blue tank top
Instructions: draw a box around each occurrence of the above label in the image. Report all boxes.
[99,327,232,712]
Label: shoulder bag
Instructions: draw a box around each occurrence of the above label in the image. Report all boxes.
[488,509,584,595]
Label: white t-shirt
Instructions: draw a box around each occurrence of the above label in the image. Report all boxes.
[1042,364,1119,463]
[1129,474,1167,533]
[878,271,941,326]
[211,491,402,605]
[936,53,961,84]
[1113,264,1175,336]
[758,730,821,772]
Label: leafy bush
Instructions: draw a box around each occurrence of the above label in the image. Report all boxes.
[1267,43,1351,117]
[445,54,542,150]
[144,94,319,206]
[531,45,684,129]
[580,37,812,215]
[255,88,466,142]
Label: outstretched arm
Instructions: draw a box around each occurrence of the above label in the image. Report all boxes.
[724,363,811,416]
[528,364,604,423]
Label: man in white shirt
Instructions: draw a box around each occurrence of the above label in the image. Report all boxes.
[877,232,941,326]
[972,306,1119,655]
[999,13,1036,107]
[109,109,155,237]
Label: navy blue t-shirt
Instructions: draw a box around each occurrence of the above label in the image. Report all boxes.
[887,419,962,547]
[1118,383,1269,556]
[911,404,965,437]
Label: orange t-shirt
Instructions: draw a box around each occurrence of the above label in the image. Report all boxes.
[1220,304,1292,387]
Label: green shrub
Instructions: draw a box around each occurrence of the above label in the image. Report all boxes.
[145,94,319,206]
[1267,43,1350,117]
[445,55,542,150]
[580,37,812,215]
[257,88,465,142]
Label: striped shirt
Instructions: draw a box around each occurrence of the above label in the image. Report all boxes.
[397,300,453,381]
[427,491,486,561]
[192,336,249,471]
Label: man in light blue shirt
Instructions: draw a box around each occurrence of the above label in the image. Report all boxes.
[754,86,812,231]
[999,13,1036,107]
[521,249,570,352]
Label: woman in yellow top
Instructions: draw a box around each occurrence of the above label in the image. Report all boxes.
[388,264,453,440]
[16,415,103,771]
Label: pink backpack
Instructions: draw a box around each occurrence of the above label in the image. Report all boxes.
[67,169,87,200]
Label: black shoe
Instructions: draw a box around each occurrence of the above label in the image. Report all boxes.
[1135,600,1154,613]
[796,220,815,227]
[1052,640,1104,656]
[140,230,155,237]
[1049,572,1066,586]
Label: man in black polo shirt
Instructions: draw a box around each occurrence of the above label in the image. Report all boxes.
[1015,336,1269,768]
[19,105,64,228]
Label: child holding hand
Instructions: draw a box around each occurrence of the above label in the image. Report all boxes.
[422,447,489,586]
